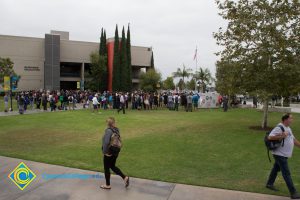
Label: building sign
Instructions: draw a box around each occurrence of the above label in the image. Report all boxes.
[77,81,80,89]
[24,66,40,71]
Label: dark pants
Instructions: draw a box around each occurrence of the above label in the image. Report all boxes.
[267,155,297,195]
[186,103,192,112]
[103,155,125,186]
[223,102,228,112]
[118,103,125,114]
[174,103,179,111]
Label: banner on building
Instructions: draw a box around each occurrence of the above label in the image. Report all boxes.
[4,76,10,91]
[77,81,80,89]
[0,76,3,92]
[11,76,19,91]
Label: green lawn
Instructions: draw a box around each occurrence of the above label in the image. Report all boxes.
[0,108,300,197]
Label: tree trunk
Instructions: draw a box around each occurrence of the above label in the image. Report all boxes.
[262,100,269,129]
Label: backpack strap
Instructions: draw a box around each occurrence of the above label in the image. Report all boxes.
[267,149,271,162]
[108,128,120,136]
[278,125,285,147]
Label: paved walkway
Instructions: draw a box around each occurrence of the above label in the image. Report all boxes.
[0,156,289,200]
[0,104,85,117]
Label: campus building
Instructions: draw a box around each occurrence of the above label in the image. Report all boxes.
[0,30,153,91]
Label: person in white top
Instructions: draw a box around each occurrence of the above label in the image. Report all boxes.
[266,113,300,199]
[117,93,125,114]
[92,94,100,112]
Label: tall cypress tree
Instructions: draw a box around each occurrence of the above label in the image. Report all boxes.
[112,25,120,91]
[99,28,103,55]
[99,28,108,91]
[120,26,128,91]
[150,51,155,69]
[126,24,132,91]
[103,30,108,91]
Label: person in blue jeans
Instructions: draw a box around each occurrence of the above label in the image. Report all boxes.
[266,113,300,199]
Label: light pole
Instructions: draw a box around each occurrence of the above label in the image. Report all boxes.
[10,75,13,111]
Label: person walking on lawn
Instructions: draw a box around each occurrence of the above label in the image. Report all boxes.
[266,113,300,199]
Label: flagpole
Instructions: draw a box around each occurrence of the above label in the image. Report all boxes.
[194,46,197,92]
[196,46,198,73]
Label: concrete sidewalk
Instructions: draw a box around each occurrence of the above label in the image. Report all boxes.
[0,104,85,117]
[0,156,289,200]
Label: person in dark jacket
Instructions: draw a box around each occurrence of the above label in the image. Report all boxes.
[100,117,129,190]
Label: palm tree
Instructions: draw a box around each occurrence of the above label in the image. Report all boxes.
[172,64,193,83]
[193,67,213,92]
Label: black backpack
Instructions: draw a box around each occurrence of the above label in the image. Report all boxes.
[108,128,122,156]
[264,125,285,162]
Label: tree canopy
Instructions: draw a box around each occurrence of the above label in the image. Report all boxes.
[87,52,107,91]
[172,64,193,84]
[214,0,300,128]
[162,76,175,90]
[193,67,213,92]
[0,57,16,81]
[140,69,162,92]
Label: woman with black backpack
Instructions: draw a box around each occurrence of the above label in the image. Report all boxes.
[100,117,129,190]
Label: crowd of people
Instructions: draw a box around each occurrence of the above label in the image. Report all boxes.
[1,90,205,114]
[2,89,265,114]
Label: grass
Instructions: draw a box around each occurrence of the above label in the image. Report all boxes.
[0,108,300,197]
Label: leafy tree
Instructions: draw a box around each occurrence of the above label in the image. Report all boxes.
[0,57,16,81]
[87,52,107,91]
[162,76,175,90]
[214,0,300,128]
[126,24,132,91]
[186,79,196,91]
[176,79,185,91]
[215,60,243,96]
[193,67,213,92]
[140,69,162,92]
[172,64,193,84]
[112,25,121,91]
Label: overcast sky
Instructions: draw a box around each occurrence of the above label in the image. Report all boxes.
[0,0,226,79]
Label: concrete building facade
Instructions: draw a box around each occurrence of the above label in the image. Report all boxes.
[0,31,153,91]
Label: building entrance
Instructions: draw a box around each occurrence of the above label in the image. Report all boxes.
[60,81,77,90]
